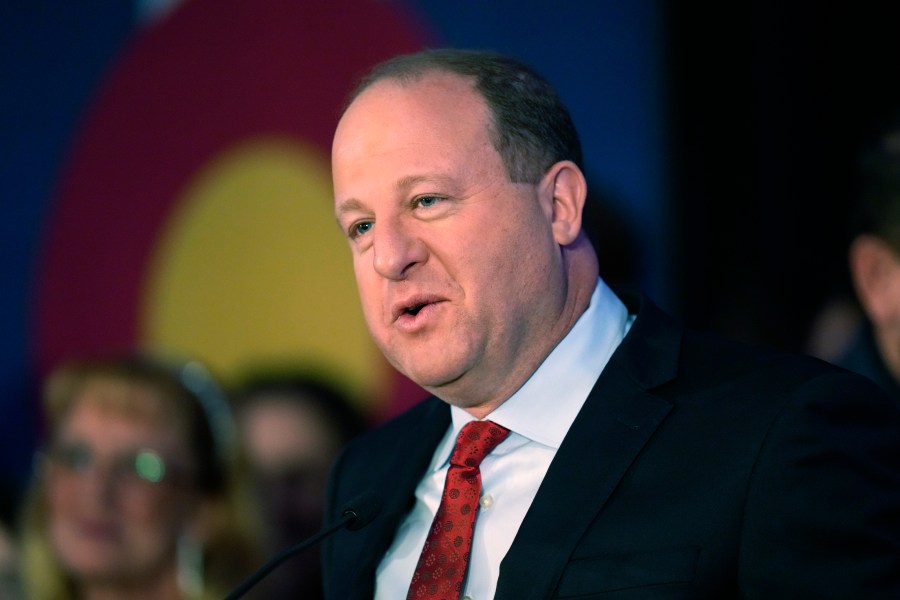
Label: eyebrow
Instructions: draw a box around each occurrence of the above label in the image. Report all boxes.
[336,197,367,218]
[396,174,430,191]
[397,173,455,192]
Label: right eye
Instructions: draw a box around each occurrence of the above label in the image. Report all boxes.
[49,443,93,472]
[351,221,373,238]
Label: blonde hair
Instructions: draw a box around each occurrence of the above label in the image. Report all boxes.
[19,355,264,600]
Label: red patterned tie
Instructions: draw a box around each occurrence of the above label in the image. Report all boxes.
[407,420,510,600]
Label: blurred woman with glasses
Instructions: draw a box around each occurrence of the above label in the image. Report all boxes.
[18,355,263,600]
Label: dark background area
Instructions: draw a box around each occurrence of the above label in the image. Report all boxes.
[667,3,900,351]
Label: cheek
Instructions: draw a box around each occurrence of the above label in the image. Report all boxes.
[353,257,372,295]
[470,224,548,286]
[46,477,80,524]
[46,479,69,510]
[126,488,195,528]
[125,499,168,526]
[354,265,386,319]
[45,482,89,565]
[45,492,69,549]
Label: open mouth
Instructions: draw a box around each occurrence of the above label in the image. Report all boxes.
[392,295,443,323]
[404,303,427,316]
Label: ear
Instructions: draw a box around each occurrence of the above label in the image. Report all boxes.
[539,160,587,246]
[849,234,900,327]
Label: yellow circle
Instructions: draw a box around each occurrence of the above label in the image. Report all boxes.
[140,136,386,410]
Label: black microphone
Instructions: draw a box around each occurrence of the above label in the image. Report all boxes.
[224,491,383,600]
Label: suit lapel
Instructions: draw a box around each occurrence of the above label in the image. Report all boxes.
[495,294,682,599]
[348,398,451,599]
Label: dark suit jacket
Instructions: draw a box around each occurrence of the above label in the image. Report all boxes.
[322,293,900,599]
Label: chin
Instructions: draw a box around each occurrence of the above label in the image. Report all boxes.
[400,360,466,393]
[63,561,125,583]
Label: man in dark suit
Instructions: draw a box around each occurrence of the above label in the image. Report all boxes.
[324,49,900,599]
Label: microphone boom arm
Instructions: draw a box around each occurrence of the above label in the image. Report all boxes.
[223,491,382,600]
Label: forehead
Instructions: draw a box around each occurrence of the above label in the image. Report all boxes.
[335,71,492,155]
[332,72,502,204]
[71,377,171,418]
[56,378,188,447]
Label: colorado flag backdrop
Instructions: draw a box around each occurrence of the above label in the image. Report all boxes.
[1,0,664,511]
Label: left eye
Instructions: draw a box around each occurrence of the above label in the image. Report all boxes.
[417,196,441,208]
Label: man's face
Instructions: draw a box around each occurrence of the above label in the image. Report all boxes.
[332,72,568,412]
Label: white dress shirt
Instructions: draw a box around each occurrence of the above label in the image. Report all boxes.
[374,278,633,600]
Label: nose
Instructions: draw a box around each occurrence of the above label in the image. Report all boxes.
[78,463,122,506]
[371,219,427,280]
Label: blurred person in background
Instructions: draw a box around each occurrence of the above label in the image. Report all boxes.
[0,516,21,599]
[838,119,900,402]
[232,371,368,599]
[18,355,264,600]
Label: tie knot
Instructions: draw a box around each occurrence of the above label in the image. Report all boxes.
[450,420,510,469]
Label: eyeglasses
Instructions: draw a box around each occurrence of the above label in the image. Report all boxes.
[42,442,191,490]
